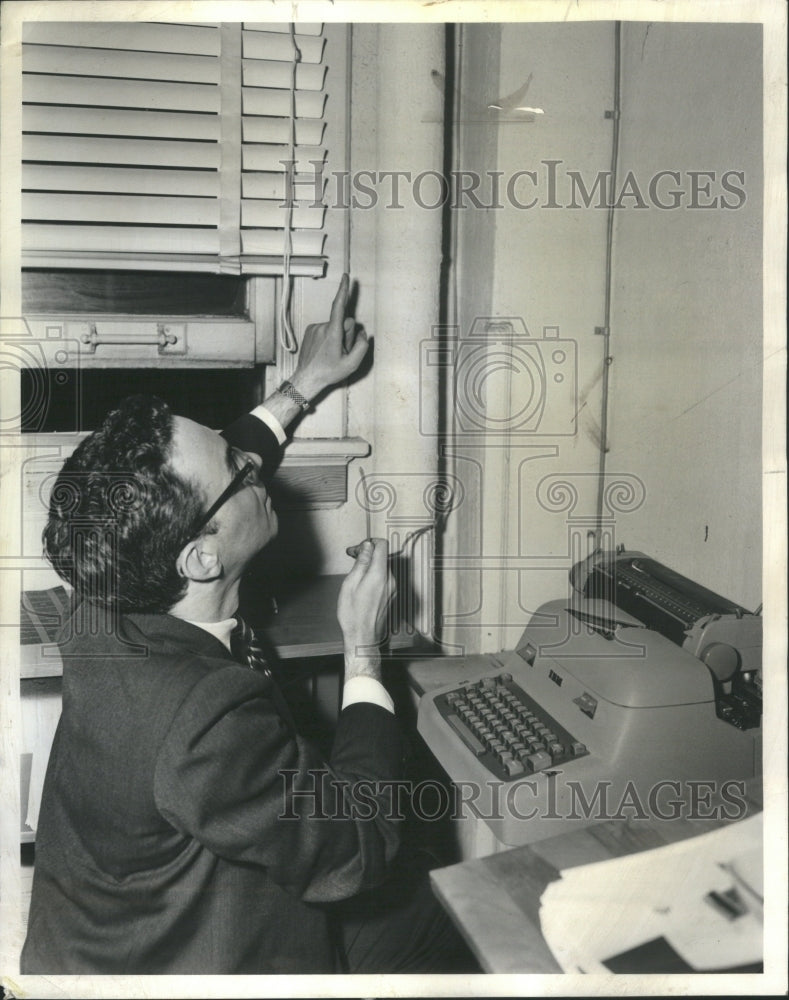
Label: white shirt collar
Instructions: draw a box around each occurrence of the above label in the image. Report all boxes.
[182,616,237,653]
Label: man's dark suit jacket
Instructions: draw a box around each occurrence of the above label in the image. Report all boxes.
[21,414,404,974]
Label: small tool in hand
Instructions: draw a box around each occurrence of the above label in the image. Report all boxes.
[358,465,372,542]
[346,516,444,560]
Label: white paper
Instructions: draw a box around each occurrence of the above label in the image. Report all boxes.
[539,813,763,974]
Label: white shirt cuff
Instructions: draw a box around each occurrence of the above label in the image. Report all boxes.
[250,404,288,446]
[342,675,395,714]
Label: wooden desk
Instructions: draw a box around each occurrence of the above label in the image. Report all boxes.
[429,782,763,974]
[252,574,416,660]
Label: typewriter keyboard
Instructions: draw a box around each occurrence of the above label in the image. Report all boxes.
[435,672,589,781]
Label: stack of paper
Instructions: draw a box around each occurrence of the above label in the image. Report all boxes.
[539,813,763,974]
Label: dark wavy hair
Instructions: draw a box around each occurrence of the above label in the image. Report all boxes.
[43,395,207,614]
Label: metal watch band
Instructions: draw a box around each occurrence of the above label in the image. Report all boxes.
[277,379,311,412]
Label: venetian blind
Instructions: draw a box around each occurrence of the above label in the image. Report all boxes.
[21,21,328,275]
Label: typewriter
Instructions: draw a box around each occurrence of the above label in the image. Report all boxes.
[417,550,762,848]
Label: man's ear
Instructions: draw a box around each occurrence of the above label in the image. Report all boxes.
[176,536,223,582]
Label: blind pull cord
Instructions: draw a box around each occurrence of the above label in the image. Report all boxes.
[278,24,303,353]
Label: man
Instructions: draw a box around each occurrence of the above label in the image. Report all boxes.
[21,277,471,975]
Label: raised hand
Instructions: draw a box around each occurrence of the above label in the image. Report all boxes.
[290,274,369,402]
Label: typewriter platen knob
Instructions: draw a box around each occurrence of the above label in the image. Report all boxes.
[701,641,741,682]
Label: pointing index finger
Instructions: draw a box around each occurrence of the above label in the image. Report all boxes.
[329,273,349,327]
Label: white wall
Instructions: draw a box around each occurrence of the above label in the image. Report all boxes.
[608,22,762,610]
[444,22,616,654]
[442,20,763,656]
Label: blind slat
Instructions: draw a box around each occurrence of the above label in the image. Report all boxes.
[24,164,216,196]
[24,224,220,255]
[23,74,220,113]
[24,251,325,276]
[23,134,220,169]
[23,44,220,84]
[243,144,326,173]
[242,87,325,119]
[241,171,326,201]
[241,59,326,92]
[242,30,324,64]
[243,23,323,36]
[23,192,218,227]
[24,106,219,141]
[241,230,325,256]
[22,22,221,55]
[241,257,324,276]
[241,201,325,229]
[241,115,324,146]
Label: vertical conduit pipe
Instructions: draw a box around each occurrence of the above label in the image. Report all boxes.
[594,21,622,547]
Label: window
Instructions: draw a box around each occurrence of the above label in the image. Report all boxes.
[16,18,364,500]
[19,22,349,372]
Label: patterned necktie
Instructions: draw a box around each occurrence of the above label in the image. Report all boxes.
[231,615,296,733]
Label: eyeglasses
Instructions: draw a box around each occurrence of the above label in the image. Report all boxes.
[191,455,258,537]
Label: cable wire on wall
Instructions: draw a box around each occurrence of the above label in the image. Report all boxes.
[594,21,622,547]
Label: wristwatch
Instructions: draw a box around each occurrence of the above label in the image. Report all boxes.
[277,379,311,412]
